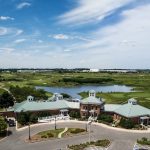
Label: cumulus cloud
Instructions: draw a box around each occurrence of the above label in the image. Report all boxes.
[0,16,14,21]
[16,2,31,9]
[59,0,133,25]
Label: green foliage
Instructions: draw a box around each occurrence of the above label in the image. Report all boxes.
[137,137,150,145]
[70,128,85,134]
[41,135,47,138]
[119,118,135,129]
[0,116,7,134]
[9,86,48,102]
[29,114,38,123]
[69,111,81,118]
[17,112,38,125]
[69,139,110,150]
[47,132,54,138]
[62,77,114,84]
[61,93,71,98]
[0,92,14,108]
[98,114,113,123]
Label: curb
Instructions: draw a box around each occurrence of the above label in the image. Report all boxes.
[16,120,150,133]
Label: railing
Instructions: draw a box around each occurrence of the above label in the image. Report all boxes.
[38,114,70,123]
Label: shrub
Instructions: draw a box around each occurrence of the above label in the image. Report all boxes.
[137,137,150,145]
[47,133,54,138]
[119,118,135,129]
[98,114,113,123]
[0,116,7,134]
[70,128,85,134]
[41,135,47,138]
[69,111,81,119]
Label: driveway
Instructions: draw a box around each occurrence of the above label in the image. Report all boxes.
[0,121,149,150]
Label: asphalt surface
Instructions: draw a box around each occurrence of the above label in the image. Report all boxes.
[0,121,150,150]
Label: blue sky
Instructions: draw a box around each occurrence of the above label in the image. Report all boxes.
[0,0,150,68]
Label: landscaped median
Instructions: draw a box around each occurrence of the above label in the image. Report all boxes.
[68,139,110,150]
[29,128,86,142]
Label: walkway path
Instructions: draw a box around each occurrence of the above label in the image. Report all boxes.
[58,127,68,138]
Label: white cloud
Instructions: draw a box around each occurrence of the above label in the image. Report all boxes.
[59,0,133,25]
[15,29,23,35]
[52,34,69,40]
[17,2,31,9]
[67,4,150,68]
[14,39,26,43]
[0,16,14,21]
[0,48,15,53]
[0,27,8,35]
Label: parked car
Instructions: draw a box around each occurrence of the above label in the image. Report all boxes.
[8,119,16,127]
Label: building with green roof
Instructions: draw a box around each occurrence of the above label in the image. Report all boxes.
[1,90,150,126]
[80,90,104,118]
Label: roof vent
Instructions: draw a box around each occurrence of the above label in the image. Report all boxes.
[128,98,137,105]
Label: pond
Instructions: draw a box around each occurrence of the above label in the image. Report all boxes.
[36,85,133,99]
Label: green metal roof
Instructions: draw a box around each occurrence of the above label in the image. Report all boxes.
[114,103,150,118]
[81,96,103,105]
[14,100,79,112]
[104,104,121,112]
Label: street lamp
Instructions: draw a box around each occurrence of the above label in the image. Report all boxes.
[54,116,57,130]
[28,122,31,140]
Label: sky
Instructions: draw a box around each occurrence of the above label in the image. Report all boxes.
[0,0,150,69]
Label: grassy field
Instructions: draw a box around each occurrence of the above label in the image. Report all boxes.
[0,71,150,108]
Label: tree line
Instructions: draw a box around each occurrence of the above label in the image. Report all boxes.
[62,77,114,84]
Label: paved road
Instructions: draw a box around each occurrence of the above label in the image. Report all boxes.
[0,121,150,150]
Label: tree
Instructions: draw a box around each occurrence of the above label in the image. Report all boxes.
[17,112,38,125]
[61,93,71,98]
[0,116,7,134]
[9,86,48,102]
[0,92,14,109]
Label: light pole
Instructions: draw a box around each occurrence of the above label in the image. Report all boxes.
[55,116,56,130]
[28,122,31,140]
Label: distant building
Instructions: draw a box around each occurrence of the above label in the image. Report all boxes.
[90,69,100,72]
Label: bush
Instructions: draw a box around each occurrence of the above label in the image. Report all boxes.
[137,137,150,145]
[98,114,113,123]
[119,118,135,129]
[0,116,7,134]
[70,128,85,134]
[47,133,54,138]
[69,111,81,119]
[41,135,47,138]
[94,139,110,147]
